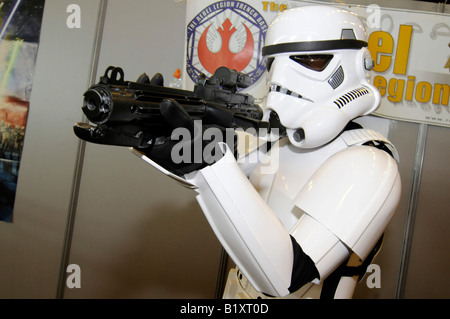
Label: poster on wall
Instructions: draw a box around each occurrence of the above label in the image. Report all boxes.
[349,5,450,128]
[0,0,45,222]
[184,0,449,127]
[184,0,277,102]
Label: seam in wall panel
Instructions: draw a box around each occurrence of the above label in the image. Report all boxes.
[56,0,108,299]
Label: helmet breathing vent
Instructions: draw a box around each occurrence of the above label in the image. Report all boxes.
[333,87,370,109]
[328,66,344,89]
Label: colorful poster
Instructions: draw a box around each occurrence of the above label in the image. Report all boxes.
[185,1,268,84]
[0,0,45,222]
[184,0,449,126]
[183,0,281,102]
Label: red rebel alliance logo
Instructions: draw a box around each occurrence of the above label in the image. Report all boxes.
[186,1,268,86]
[198,18,254,74]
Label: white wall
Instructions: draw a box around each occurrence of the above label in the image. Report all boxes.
[63,0,223,299]
[0,0,222,299]
[0,0,103,298]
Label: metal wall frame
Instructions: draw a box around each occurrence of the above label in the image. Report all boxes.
[56,0,109,299]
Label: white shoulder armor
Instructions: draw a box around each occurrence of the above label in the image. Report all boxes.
[340,128,400,162]
[293,133,401,261]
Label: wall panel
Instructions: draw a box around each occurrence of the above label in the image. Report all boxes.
[404,124,450,298]
[0,0,101,298]
[63,0,222,298]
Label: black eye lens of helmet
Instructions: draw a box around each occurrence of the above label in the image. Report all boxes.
[290,54,333,71]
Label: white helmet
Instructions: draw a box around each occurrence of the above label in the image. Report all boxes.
[262,5,380,148]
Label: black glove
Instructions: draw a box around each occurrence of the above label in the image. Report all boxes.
[143,98,237,176]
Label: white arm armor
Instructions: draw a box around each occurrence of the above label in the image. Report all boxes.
[187,130,400,296]
[185,144,295,297]
[133,143,318,297]
[132,129,401,298]
[291,142,401,283]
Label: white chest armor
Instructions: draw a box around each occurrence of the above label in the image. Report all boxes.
[223,128,400,298]
[248,135,349,232]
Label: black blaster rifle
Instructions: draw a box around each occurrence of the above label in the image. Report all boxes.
[73,66,269,149]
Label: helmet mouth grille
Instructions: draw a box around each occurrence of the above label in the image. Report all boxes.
[333,87,370,108]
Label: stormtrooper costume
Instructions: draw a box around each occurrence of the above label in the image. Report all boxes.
[135,5,401,299]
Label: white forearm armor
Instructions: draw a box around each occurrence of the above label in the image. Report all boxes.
[185,144,296,297]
